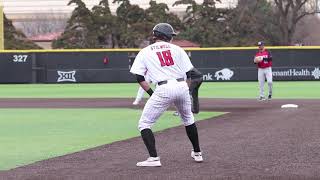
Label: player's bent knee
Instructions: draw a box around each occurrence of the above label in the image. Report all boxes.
[138,121,152,131]
[138,125,150,132]
[138,127,150,132]
[182,118,195,127]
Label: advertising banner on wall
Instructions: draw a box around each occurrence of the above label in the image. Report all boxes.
[272,67,320,80]
[201,68,236,81]
[46,69,135,83]
[199,67,320,81]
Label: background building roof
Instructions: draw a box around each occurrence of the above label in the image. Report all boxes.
[29,31,62,41]
[171,39,200,48]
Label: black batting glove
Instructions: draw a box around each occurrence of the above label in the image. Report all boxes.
[146,88,154,96]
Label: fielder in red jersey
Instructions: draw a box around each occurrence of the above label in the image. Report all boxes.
[254,41,273,101]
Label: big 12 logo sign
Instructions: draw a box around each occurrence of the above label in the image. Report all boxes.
[57,71,76,82]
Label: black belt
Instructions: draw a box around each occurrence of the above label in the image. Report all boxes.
[157,78,184,86]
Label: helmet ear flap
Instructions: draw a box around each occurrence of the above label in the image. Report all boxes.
[152,31,161,37]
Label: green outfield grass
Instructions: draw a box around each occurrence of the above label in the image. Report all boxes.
[0,109,224,170]
[0,81,319,98]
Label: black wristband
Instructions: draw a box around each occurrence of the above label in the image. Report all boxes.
[146,88,154,96]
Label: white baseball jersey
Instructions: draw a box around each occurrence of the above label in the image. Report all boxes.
[130,41,195,131]
[130,41,193,84]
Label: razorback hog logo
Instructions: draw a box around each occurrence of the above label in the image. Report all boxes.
[214,68,234,80]
[57,71,76,82]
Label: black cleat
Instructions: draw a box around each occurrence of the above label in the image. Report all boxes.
[268,95,272,100]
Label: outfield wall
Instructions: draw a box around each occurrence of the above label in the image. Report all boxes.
[0,47,319,83]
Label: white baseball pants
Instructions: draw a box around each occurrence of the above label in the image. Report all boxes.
[138,79,195,131]
[258,67,273,98]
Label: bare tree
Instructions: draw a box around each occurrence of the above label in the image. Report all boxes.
[273,0,320,45]
[293,15,320,45]
[235,0,257,24]
[13,12,67,37]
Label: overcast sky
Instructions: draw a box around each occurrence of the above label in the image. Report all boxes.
[3,0,238,15]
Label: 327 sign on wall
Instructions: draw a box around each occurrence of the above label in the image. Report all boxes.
[12,54,28,63]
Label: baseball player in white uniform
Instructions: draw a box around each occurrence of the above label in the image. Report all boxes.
[130,23,203,167]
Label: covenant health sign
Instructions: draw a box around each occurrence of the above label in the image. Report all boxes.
[199,67,320,82]
[272,67,320,80]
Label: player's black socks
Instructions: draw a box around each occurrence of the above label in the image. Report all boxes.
[140,128,157,157]
[185,123,201,152]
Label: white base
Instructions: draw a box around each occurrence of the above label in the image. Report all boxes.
[281,104,298,108]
